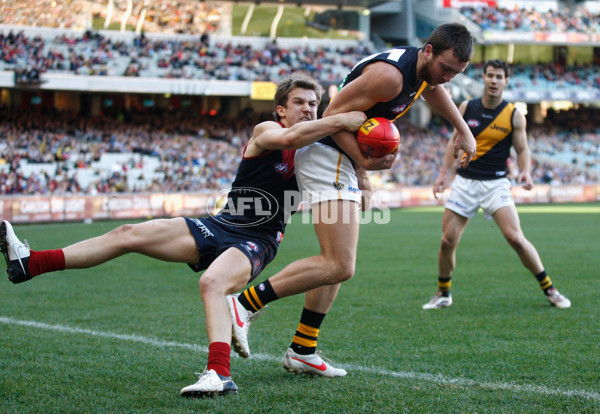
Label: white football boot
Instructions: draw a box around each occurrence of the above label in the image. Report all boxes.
[422,292,453,309]
[1,220,32,284]
[226,293,266,358]
[180,369,238,398]
[283,348,347,377]
[546,288,571,309]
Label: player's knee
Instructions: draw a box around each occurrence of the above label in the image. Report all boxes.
[107,224,137,246]
[440,235,457,252]
[198,272,220,296]
[328,260,355,283]
[505,233,526,251]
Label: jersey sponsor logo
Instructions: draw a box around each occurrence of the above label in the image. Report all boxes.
[490,123,510,134]
[348,186,360,194]
[247,241,259,252]
[333,182,344,191]
[276,231,284,243]
[242,243,253,253]
[274,163,289,174]
[391,105,407,114]
[467,119,480,128]
[189,218,214,238]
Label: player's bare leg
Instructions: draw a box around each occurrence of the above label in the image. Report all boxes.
[64,218,200,268]
[492,205,543,273]
[269,200,359,296]
[423,209,469,309]
[438,209,470,278]
[2,218,201,283]
[182,248,251,398]
[279,201,359,377]
[493,205,570,308]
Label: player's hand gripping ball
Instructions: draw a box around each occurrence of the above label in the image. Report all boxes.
[356,117,400,157]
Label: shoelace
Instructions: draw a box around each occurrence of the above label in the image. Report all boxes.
[249,305,268,322]
[314,350,334,365]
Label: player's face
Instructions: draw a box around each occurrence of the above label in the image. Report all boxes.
[421,46,469,86]
[482,66,508,98]
[279,88,319,127]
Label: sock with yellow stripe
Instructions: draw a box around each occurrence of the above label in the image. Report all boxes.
[290,308,326,356]
[535,270,554,295]
[237,279,278,312]
[438,277,452,297]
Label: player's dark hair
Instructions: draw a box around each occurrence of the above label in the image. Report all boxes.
[273,74,324,121]
[425,22,474,63]
[483,59,511,77]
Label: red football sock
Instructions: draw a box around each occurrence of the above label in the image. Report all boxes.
[207,342,231,377]
[28,250,66,276]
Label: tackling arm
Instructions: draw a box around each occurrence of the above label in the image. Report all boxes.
[246,111,367,157]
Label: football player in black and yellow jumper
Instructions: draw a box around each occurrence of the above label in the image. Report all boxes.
[424,59,571,310]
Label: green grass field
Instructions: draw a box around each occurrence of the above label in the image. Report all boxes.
[1,204,599,413]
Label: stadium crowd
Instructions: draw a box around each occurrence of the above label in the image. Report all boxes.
[0,29,372,84]
[1,107,598,196]
[3,1,600,35]
[0,0,226,35]
[3,29,600,89]
[460,4,600,32]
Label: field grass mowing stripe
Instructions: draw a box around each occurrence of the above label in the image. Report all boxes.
[2,315,598,402]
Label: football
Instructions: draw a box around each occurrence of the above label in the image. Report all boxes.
[356,117,400,157]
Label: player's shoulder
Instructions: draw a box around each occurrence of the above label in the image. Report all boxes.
[362,61,403,87]
[253,120,283,133]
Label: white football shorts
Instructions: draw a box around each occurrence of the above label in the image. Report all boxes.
[445,175,514,219]
[294,142,362,205]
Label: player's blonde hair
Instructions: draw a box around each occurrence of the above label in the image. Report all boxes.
[273,74,324,121]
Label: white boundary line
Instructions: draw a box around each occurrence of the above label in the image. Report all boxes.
[2,316,599,402]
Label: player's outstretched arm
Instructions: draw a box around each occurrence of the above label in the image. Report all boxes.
[432,101,468,199]
[249,111,366,154]
[422,86,476,167]
[433,129,460,199]
[511,108,534,190]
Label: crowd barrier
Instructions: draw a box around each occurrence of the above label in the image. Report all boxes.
[1,184,599,224]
